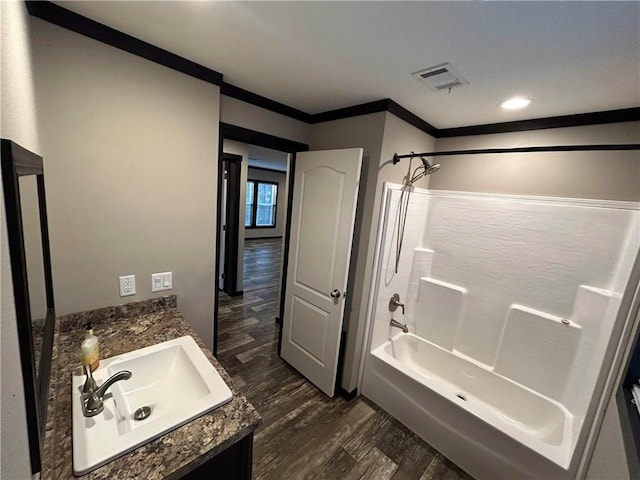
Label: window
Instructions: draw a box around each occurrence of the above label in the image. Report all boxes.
[245,180,277,228]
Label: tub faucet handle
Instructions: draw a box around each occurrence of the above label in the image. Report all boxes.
[389,293,405,315]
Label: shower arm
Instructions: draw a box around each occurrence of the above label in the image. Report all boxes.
[392,143,640,165]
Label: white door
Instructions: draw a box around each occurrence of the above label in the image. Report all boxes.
[281,148,363,397]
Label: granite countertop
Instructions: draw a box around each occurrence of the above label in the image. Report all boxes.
[42,296,261,479]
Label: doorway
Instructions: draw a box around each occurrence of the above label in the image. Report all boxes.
[213,124,362,400]
[215,142,290,358]
[213,123,308,357]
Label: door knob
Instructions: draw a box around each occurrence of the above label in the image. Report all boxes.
[330,289,341,298]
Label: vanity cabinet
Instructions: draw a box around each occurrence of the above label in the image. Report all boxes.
[181,433,253,480]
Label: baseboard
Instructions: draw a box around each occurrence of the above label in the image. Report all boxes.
[338,387,358,401]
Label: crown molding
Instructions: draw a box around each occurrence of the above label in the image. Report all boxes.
[437,107,640,138]
[386,100,439,137]
[221,82,311,123]
[26,1,223,86]
[308,99,390,124]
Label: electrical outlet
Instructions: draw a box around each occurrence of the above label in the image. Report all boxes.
[119,275,136,297]
[151,271,172,292]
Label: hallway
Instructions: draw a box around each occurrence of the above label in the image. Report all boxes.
[217,238,471,479]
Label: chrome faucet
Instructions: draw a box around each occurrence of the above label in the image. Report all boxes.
[390,318,408,333]
[389,294,405,315]
[82,364,132,417]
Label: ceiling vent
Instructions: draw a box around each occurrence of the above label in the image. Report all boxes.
[413,63,468,92]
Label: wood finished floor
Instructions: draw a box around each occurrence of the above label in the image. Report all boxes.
[217,238,473,480]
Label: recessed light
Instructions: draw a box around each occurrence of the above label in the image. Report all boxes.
[499,97,533,110]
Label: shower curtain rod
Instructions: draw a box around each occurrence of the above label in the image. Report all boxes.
[392,144,640,164]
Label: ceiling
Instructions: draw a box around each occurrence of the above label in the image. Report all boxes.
[247,145,288,172]
[53,1,640,129]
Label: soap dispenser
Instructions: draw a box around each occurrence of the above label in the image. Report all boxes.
[81,323,100,372]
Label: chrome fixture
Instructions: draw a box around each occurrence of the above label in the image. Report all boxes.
[82,367,97,396]
[420,156,440,175]
[82,364,132,417]
[134,406,152,421]
[391,151,441,183]
[391,151,440,274]
[389,294,408,333]
[390,318,408,333]
[389,293,405,315]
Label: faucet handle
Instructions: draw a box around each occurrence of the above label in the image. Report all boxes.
[82,363,97,396]
[82,369,132,418]
[82,364,104,416]
[389,294,405,315]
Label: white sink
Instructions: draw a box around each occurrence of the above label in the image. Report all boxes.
[72,335,232,475]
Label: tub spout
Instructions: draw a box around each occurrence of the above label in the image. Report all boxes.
[390,318,408,333]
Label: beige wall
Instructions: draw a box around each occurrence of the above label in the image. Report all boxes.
[245,167,287,239]
[220,95,311,145]
[31,19,220,350]
[222,140,249,292]
[309,111,437,392]
[0,2,41,478]
[431,122,640,201]
[587,397,632,480]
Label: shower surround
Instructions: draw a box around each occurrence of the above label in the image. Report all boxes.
[361,183,640,479]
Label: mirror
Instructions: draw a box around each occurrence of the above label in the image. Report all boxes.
[19,175,48,371]
[1,139,55,475]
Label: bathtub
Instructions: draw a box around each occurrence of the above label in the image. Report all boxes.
[369,333,575,474]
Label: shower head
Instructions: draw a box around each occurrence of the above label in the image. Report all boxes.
[420,157,440,175]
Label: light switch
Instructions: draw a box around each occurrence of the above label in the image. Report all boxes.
[152,272,172,292]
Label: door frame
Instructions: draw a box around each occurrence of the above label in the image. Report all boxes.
[213,123,308,356]
[218,153,242,296]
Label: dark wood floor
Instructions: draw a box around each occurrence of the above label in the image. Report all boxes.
[217,238,473,480]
